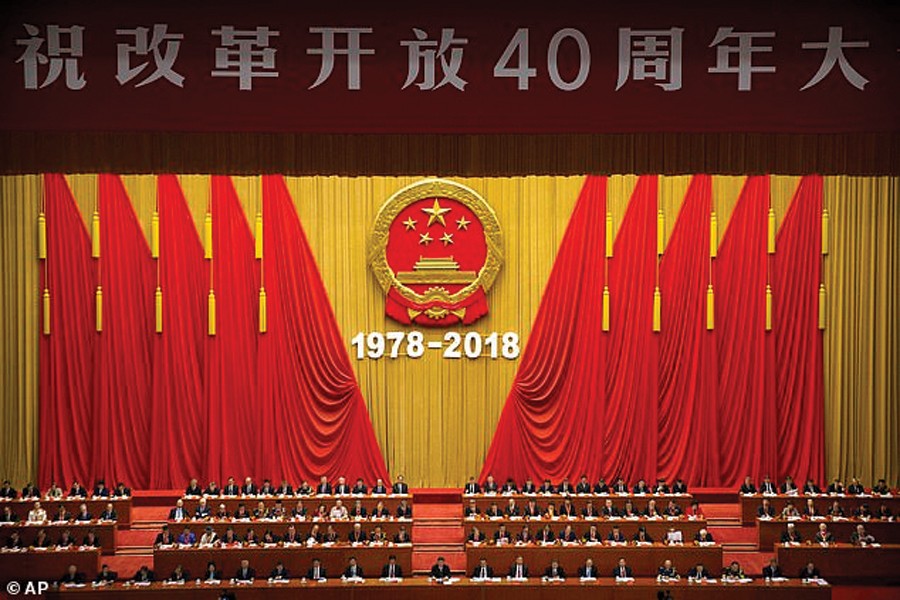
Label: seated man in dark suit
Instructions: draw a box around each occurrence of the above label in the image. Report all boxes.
[351,478,368,495]
[501,478,518,494]
[275,479,293,497]
[464,499,480,517]
[381,555,403,579]
[612,558,632,578]
[259,479,275,496]
[74,503,92,521]
[92,480,111,498]
[202,562,222,582]
[543,559,565,579]
[803,479,822,495]
[521,478,537,494]
[508,556,529,579]
[185,479,203,496]
[222,477,240,496]
[342,556,364,579]
[167,565,189,583]
[593,478,609,494]
[687,563,712,580]
[59,565,85,585]
[154,525,175,546]
[204,481,220,497]
[131,566,154,583]
[270,561,290,581]
[94,564,117,584]
[780,476,798,494]
[612,477,629,494]
[578,558,598,579]
[850,524,876,546]
[113,482,131,497]
[21,482,40,499]
[393,525,412,544]
[234,559,256,582]
[1,506,18,522]
[392,475,409,495]
[762,558,783,579]
[872,479,891,495]
[575,475,592,494]
[739,476,757,494]
[396,499,412,518]
[759,476,777,495]
[0,480,17,499]
[471,558,493,579]
[82,529,101,548]
[99,503,117,521]
[780,523,802,544]
[672,479,688,494]
[372,479,388,494]
[306,558,326,580]
[168,500,188,521]
[4,531,23,549]
[799,562,821,580]
[607,525,626,543]
[241,477,258,496]
[430,556,452,580]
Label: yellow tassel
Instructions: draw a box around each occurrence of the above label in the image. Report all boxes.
[652,286,661,332]
[204,212,213,260]
[710,211,718,258]
[706,284,715,331]
[765,284,773,331]
[95,286,103,332]
[259,287,267,333]
[601,285,610,332]
[155,286,163,334]
[151,210,160,259]
[657,209,665,256]
[255,212,263,260]
[818,284,826,330]
[208,290,216,336]
[38,212,47,259]
[821,208,829,255]
[42,288,51,335]
[91,211,101,258]
[767,207,776,254]
[605,211,613,258]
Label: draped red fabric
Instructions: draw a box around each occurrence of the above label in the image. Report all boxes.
[774,175,825,483]
[92,174,155,488]
[148,175,207,487]
[258,175,390,484]
[658,175,721,485]
[204,176,260,484]
[480,176,609,483]
[38,174,95,487]
[715,176,778,486]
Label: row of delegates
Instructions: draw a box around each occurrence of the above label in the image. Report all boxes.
[3,501,118,524]
[169,498,412,521]
[470,555,714,580]
[466,475,689,496]
[0,480,130,501]
[740,475,894,496]
[467,523,715,545]
[779,521,879,546]
[154,522,413,547]
[756,497,894,520]
[4,529,101,550]
[184,475,410,498]
[466,498,704,520]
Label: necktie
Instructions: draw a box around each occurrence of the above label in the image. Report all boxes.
[517,566,521,578]
[481,567,486,578]
[586,568,591,577]
[315,568,319,579]
[620,567,624,577]
[390,565,394,577]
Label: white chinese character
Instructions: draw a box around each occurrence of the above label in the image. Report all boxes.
[616,28,684,91]
[116,25,185,87]
[401,28,468,91]
[307,27,374,90]
[801,27,869,91]
[15,24,86,90]
[211,26,279,91]
[707,27,775,91]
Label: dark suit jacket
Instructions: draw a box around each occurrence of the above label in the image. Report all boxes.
[762,565,782,578]
[306,567,327,580]
[223,484,239,495]
[613,566,633,578]
[270,567,290,579]
[60,572,85,584]
[381,564,403,578]
[132,570,154,583]
[234,567,256,581]
[799,567,821,578]
[464,483,480,494]
[167,570,189,582]
[577,565,597,578]
[687,567,710,579]
[168,507,187,520]
[392,483,409,494]
[508,564,529,577]
[185,485,202,496]
[343,565,364,578]
[203,570,223,581]
[471,565,494,578]
[317,484,332,494]
[543,566,565,578]
[241,485,257,495]
[94,570,117,583]
[431,564,452,578]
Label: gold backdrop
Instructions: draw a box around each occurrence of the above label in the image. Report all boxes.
[1,174,897,487]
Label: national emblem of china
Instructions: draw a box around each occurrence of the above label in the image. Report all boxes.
[368,179,502,327]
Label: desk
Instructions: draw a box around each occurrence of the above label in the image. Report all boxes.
[775,543,900,583]
[153,544,413,580]
[1,498,131,528]
[465,494,693,515]
[467,518,708,542]
[45,577,830,600]
[739,494,899,525]
[0,522,117,554]
[757,518,900,548]
[0,548,100,584]
[179,495,411,516]
[464,543,722,577]
[165,518,411,541]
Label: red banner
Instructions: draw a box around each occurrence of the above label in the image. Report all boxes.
[1,2,898,133]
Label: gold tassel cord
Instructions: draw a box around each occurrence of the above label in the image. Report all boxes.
[822,207,829,255]
[657,209,665,256]
[204,212,213,260]
[766,284,773,331]
[208,290,216,336]
[601,285,610,332]
[652,286,661,332]
[259,287,268,333]
[91,211,101,258]
[706,284,715,331]
[42,288,51,335]
[818,284,827,330]
[710,211,718,258]
[767,207,776,254]
[38,212,47,259]
[95,286,103,332]
[605,211,613,258]
[255,212,263,260]
[155,286,163,334]
[151,210,160,259]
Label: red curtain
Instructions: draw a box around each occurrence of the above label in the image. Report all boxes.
[38,174,95,488]
[257,175,390,484]
[92,174,155,488]
[657,175,721,485]
[149,175,207,487]
[774,176,825,483]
